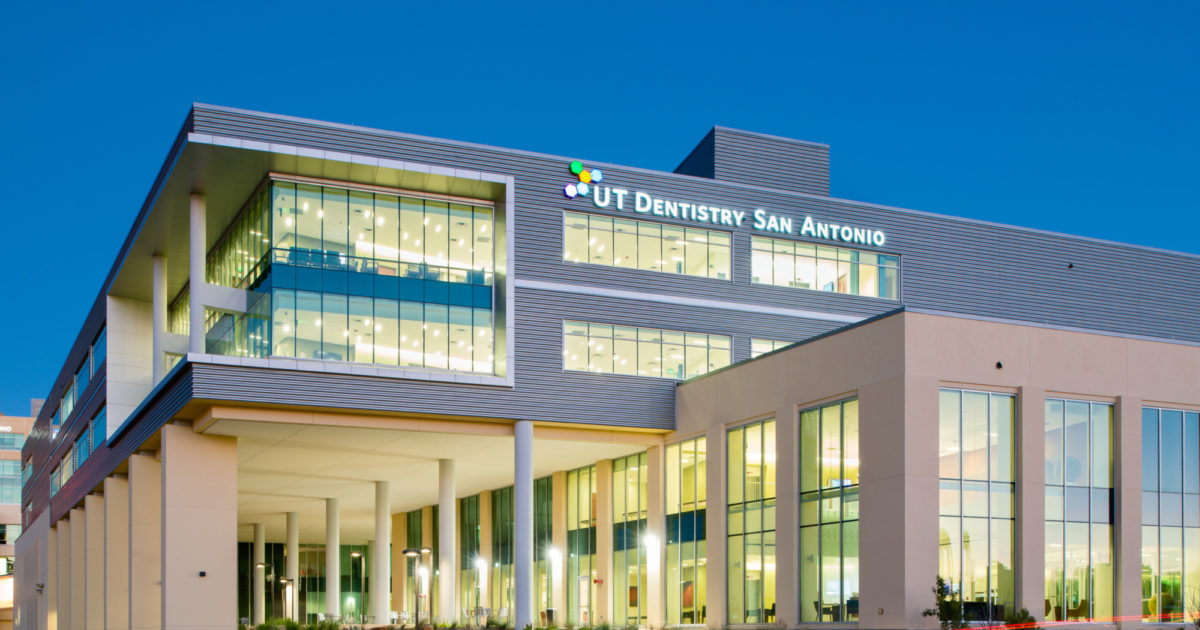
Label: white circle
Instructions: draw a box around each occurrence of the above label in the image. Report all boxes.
[577,182,590,196]
[563,184,578,198]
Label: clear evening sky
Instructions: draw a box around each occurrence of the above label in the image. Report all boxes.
[1,2,1196,415]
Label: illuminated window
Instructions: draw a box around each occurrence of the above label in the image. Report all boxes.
[799,400,859,622]
[751,236,898,299]
[666,438,707,625]
[750,339,791,358]
[1140,406,1200,623]
[563,211,730,280]
[1045,399,1113,621]
[937,390,1014,622]
[613,452,649,626]
[562,321,729,379]
[728,419,776,624]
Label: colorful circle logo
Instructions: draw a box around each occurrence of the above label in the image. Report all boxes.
[563,160,603,198]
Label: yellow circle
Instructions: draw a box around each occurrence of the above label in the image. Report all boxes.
[579,170,592,183]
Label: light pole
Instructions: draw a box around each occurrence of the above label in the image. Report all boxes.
[279,576,298,621]
[351,550,366,623]
[403,546,432,627]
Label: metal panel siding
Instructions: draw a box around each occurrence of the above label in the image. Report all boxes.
[187,105,1200,344]
[189,286,844,429]
[711,127,830,196]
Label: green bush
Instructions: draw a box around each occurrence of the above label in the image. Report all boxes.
[922,576,967,630]
[1003,607,1039,630]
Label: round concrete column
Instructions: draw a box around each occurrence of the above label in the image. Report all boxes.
[514,421,534,630]
[438,460,456,622]
[326,498,341,619]
[253,523,265,624]
[373,481,391,624]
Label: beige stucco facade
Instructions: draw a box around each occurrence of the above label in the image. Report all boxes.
[675,309,1200,629]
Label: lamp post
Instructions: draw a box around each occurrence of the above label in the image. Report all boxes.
[351,550,366,623]
[403,546,433,627]
[279,576,297,621]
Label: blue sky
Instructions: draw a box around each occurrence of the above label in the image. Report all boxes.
[1,1,1197,415]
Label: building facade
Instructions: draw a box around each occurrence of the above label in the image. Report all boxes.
[13,105,1200,630]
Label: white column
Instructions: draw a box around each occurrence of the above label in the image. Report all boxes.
[253,524,266,624]
[188,193,205,354]
[286,513,300,620]
[438,460,456,623]
[326,499,341,620]
[514,421,534,630]
[373,482,391,624]
[152,255,167,380]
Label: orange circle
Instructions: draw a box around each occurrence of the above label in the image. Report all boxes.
[578,170,592,183]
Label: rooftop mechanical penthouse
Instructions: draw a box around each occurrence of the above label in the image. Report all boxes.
[14,105,1200,630]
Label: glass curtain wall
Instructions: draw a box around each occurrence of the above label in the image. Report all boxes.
[236,542,367,624]
[799,400,860,623]
[460,496,482,622]
[1045,399,1114,621]
[534,477,554,624]
[613,453,649,626]
[406,510,426,623]
[666,438,707,625]
[566,465,598,626]
[492,487,515,622]
[563,211,732,279]
[1141,407,1200,623]
[202,178,498,373]
[728,419,777,624]
[937,390,1015,621]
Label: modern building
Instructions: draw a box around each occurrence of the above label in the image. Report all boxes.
[13,104,1200,630]
[0,406,34,630]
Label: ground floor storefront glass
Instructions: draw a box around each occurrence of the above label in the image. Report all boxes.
[1140,406,1200,623]
[728,419,776,624]
[566,465,598,625]
[236,542,369,623]
[799,400,859,623]
[666,437,707,625]
[1044,399,1114,621]
[937,390,1015,621]
[613,453,649,626]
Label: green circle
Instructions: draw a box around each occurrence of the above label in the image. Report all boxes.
[570,160,583,174]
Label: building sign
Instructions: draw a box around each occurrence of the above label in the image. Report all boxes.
[562,161,887,247]
[0,426,11,433]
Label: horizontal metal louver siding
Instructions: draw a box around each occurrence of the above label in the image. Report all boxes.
[189,105,1200,345]
[189,286,846,430]
[712,127,830,196]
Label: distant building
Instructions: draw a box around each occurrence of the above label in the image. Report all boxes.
[0,406,32,630]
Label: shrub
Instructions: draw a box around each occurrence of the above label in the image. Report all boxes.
[1003,607,1039,630]
[922,576,967,630]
